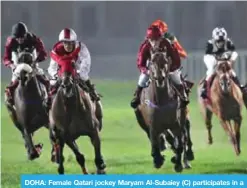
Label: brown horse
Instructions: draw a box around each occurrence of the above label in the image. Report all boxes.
[5,50,49,160]
[134,46,187,172]
[198,59,243,155]
[49,58,106,174]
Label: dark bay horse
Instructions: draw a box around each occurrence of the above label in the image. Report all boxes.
[133,46,187,172]
[198,59,243,155]
[4,51,49,160]
[49,57,106,174]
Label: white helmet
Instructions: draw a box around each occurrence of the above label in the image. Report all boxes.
[59,28,77,42]
[212,27,227,41]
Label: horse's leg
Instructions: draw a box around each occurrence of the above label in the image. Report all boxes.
[150,128,164,169]
[206,108,213,144]
[220,120,239,155]
[234,117,242,155]
[170,125,184,173]
[134,109,150,139]
[66,140,89,174]
[136,108,169,152]
[89,129,106,174]
[22,128,40,160]
[95,101,103,131]
[182,125,191,169]
[49,128,60,164]
[57,138,65,174]
[185,118,194,161]
[163,130,175,151]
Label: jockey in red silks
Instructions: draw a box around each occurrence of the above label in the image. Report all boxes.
[130,25,189,109]
[3,22,50,108]
[48,28,100,101]
[151,19,187,59]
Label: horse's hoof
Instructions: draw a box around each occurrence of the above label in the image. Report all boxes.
[153,155,164,169]
[35,143,43,155]
[100,163,106,170]
[208,138,213,145]
[28,150,40,161]
[58,167,64,174]
[82,167,89,174]
[234,146,241,156]
[183,162,192,169]
[208,141,213,145]
[51,154,58,163]
[171,156,176,164]
[186,150,195,161]
[97,169,106,174]
[174,164,183,173]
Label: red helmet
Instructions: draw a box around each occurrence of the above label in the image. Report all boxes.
[59,28,77,42]
[146,25,162,40]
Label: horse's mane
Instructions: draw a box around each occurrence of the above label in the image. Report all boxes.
[217,61,232,74]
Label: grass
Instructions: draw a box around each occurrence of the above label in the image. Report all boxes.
[1,79,247,188]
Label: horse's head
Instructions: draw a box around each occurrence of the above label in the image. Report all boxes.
[14,63,33,87]
[57,57,77,97]
[18,47,37,65]
[149,46,171,87]
[216,60,232,94]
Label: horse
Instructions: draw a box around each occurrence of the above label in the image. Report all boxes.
[49,57,106,174]
[133,46,187,172]
[4,49,49,160]
[157,76,195,169]
[198,57,243,155]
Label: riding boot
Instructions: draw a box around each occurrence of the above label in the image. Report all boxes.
[176,84,189,108]
[5,80,19,106]
[200,80,208,99]
[85,79,100,101]
[130,86,143,109]
[36,75,51,111]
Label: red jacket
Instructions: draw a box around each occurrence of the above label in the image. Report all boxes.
[50,41,81,76]
[50,41,81,63]
[137,38,181,73]
[3,32,47,67]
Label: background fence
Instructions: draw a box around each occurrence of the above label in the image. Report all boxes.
[1,1,247,83]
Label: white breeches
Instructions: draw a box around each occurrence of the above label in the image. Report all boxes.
[137,69,183,87]
[204,55,217,81]
[138,73,149,87]
[169,69,182,85]
[204,54,237,81]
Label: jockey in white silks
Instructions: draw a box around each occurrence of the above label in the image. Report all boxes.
[200,27,240,99]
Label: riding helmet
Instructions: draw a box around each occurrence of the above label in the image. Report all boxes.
[12,22,28,38]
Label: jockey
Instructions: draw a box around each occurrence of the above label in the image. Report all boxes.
[201,27,240,99]
[3,22,50,107]
[130,25,189,109]
[151,19,187,59]
[48,28,100,101]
